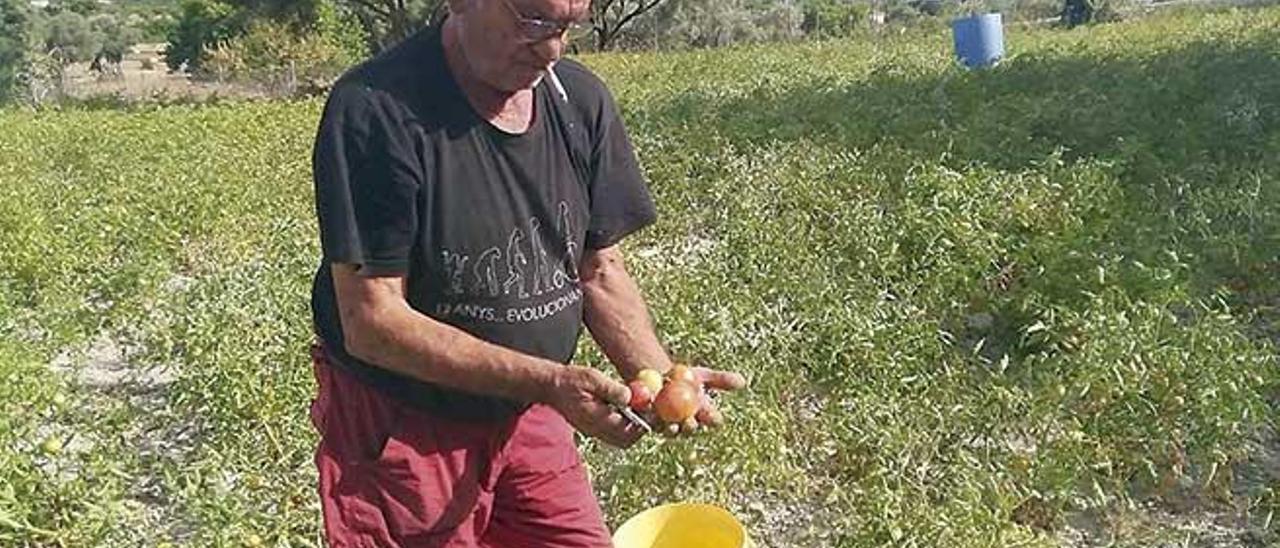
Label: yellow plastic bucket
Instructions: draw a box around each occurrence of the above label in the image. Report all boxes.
[612,503,755,548]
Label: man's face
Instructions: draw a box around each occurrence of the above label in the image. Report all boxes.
[458,0,591,92]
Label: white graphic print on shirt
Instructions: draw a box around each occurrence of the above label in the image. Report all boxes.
[435,201,582,324]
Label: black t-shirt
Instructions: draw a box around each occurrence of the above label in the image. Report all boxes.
[309,26,657,422]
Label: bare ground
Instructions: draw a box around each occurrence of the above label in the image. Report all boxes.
[60,44,265,102]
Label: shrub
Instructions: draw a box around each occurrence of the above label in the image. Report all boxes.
[164,0,236,72]
[202,18,360,96]
[801,0,872,38]
[45,11,99,64]
[0,0,31,103]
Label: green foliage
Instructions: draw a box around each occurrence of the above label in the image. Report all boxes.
[44,11,99,64]
[44,0,102,17]
[164,0,366,82]
[222,0,322,23]
[89,14,142,62]
[164,0,236,71]
[1,6,1279,547]
[136,12,178,43]
[801,0,872,38]
[314,0,369,63]
[0,339,141,546]
[615,0,805,51]
[999,0,1063,21]
[669,0,765,48]
[336,0,443,52]
[113,1,182,43]
[202,17,363,94]
[0,0,30,103]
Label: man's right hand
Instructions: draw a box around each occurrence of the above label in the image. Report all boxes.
[546,366,644,448]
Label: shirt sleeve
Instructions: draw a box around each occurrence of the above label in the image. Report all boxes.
[312,84,422,276]
[583,81,658,250]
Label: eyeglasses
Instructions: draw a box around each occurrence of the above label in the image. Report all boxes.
[495,0,590,44]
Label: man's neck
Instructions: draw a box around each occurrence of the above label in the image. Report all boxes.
[442,19,534,134]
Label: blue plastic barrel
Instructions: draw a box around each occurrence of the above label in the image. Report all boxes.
[952,13,1004,68]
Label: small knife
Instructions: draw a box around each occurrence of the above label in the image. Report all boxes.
[615,405,652,433]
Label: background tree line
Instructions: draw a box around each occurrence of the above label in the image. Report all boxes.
[1,0,177,102]
[0,0,1154,104]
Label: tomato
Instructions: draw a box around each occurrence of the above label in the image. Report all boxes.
[627,380,653,411]
[654,379,700,423]
[667,364,699,386]
[40,436,63,456]
[636,368,663,395]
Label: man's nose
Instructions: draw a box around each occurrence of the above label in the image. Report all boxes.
[529,36,566,65]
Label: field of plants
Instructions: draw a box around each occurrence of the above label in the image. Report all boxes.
[1,6,1278,547]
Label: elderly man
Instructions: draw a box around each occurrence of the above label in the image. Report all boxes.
[306,0,746,546]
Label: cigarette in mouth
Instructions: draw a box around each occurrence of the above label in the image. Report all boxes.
[546,62,569,103]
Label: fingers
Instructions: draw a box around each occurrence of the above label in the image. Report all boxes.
[695,392,724,428]
[576,366,746,445]
[694,367,748,392]
[587,369,632,408]
[591,404,644,448]
[679,416,699,435]
[661,422,680,437]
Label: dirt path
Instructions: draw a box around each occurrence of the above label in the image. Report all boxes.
[47,334,202,545]
[62,43,263,101]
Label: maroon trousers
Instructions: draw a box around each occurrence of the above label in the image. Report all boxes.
[309,344,613,547]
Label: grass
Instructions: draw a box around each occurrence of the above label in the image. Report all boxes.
[1,6,1278,547]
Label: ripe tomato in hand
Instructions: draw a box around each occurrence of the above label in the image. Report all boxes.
[636,368,663,395]
[654,379,700,423]
[667,364,699,386]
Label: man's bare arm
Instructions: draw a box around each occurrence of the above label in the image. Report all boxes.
[581,245,748,432]
[580,245,673,380]
[331,263,640,446]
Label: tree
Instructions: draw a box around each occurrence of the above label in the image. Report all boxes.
[613,0,803,50]
[89,14,141,76]
[222,0,323,24]
[801,0,869,38]
[43,0,100,17]
[315,0,370,61]
[662,0,758,48]
[0,0,31,103]
[336,0,444,52]
[164,0,236,71]
[589,0,667,51]
[45,11,100,64]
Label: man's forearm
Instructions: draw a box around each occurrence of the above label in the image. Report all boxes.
[581,247,672,379]
[344,300,562,404]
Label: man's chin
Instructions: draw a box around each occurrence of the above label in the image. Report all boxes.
[493,69,546,93]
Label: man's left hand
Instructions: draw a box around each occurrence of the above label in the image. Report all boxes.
[652,366,747,436]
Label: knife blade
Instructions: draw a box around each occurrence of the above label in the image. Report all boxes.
[615,405,652,433]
